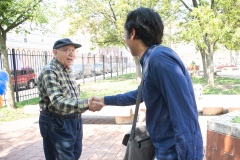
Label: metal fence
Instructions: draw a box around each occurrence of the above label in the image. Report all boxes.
[0,47,136,105]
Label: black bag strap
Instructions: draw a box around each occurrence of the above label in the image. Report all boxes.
[129,76,144,140]
[129,46,159,140]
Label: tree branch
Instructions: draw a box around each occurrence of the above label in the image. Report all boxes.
[6,9,33,32]
[179,0,192,11]
[192,0,198,7]
[5,18,27,33]
[108,0,117,21]
[210,0,214,9]
[5,0,41,33]
[0,25,4,34]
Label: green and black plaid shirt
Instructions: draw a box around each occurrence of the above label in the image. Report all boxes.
[38,57,88,115]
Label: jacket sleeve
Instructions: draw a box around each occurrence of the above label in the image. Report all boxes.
[104,87,140,106]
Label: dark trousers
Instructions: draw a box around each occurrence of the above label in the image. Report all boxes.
[39,111,83,160]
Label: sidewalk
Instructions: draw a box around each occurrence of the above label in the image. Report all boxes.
[0,114,212,160]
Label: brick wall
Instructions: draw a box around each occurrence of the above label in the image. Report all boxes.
[206,130,240,160]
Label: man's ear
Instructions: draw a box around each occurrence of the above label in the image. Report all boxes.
[130,28,136,39]
[53,49,57,57]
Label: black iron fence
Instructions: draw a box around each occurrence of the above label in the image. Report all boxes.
[0,47,136,105]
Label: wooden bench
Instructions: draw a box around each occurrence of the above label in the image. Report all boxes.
[196,95,240,115]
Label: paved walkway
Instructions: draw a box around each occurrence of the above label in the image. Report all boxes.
[0,114,213,160]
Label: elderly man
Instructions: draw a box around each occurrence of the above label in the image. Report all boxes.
[38,38,102,160]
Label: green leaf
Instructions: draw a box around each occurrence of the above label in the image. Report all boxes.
[231,116,240,124]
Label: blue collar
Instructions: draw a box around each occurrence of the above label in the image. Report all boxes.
[140,45,159,66]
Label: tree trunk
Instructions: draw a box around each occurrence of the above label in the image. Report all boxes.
[199,47,207,77]
[198,44,215,86]
[205,38,215,86]
[206,52,215,86]
[0,34,17,109]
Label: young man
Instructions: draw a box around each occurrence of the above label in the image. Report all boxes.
[90,7,204,159]
[38,38,102,160]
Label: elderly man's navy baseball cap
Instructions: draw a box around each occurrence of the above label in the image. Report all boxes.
[53,38,82,49]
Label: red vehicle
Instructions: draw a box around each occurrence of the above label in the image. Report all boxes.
[216,64,238,71]
[11,68,36,89]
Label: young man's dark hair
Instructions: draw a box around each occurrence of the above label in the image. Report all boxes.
[124,7,164,46]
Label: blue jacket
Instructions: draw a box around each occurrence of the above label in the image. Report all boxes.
[104,45,204,160]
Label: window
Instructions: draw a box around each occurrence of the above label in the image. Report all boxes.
[21,70,26,75]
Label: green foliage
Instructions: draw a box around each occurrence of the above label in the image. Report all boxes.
[177,0,240,51]
[0,0,51,34]
[62,0,172,48]
[0,97,39,122]
[219,1,240,51]
[191,61,196,66]
[231,116,240,124]
[175,0,240,85]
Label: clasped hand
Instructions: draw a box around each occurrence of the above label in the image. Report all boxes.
[88,97,104,112]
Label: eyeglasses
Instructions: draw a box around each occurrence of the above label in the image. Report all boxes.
[57,49,76,55]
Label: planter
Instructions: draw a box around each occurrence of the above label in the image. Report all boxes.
[206,110,240,159]
[187,65,200,71]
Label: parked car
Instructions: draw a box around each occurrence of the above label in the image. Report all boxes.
[197,63,227,76]
[71,63,94,79]
[83,63,95,77]
[104,63,113,73]
[112,63,119,72]
[93,63,104,75]
[216,64,238,71]
[71,64,83,79]
[11,67,36,89]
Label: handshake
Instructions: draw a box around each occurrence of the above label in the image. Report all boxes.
[88,96,105,112]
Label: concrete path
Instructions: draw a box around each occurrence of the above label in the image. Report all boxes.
[0,114,213,160]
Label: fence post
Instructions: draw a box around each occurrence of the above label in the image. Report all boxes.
[125,57,127,74]
[12,48,19,102]
[93,54,96,82]
[110,55,112,78]
[82,54,85,84]
[44,51,48,65]
[121,52,124,75]
[103,55,105,79]
[116,56,119,76]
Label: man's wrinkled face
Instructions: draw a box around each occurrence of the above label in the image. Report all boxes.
[53,45,76,68]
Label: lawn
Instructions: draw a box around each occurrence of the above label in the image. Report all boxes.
[1,73,240,122]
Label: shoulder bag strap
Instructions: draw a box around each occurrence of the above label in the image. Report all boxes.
[130,45,160,140]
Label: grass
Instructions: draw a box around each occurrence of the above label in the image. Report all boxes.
[1,73,240,122]
[231,116,240,124]
[80,73,139,99]
[192,77,240,94]
[0,98,39,122]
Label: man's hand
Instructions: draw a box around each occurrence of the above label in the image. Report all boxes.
[88,96,105,112]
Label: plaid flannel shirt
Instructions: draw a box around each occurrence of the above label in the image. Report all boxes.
[38,58,88,115]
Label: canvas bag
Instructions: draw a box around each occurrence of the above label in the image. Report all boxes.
[122,46,159,160]
[122,125,155,160]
